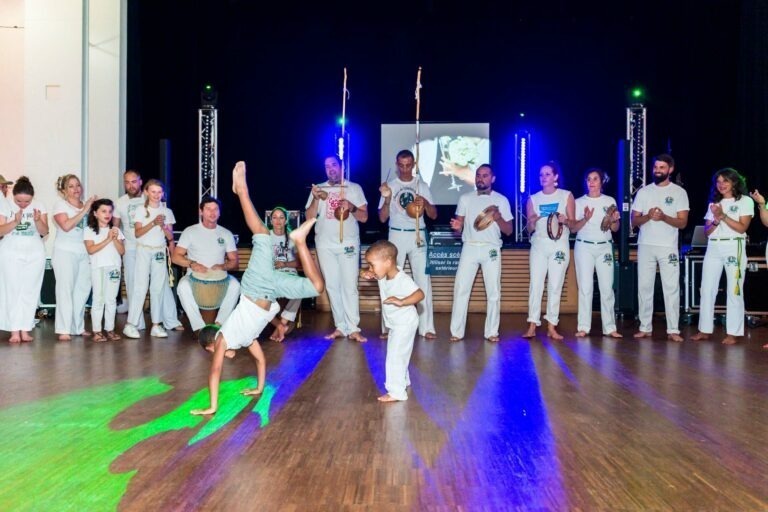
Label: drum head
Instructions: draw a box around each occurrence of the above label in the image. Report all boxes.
[191,269,228,282]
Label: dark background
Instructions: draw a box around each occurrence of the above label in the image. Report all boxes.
[127,0,768,246]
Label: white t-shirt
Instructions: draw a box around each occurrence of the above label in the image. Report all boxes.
[377,177,435,230]
[3,200,47,239]
[84,226,125,268]
[704,195,754,239]
[113,195,144,250]
[305,180,367,249]
[52,199,87,254]
[529,189,572,243]
[270,231,297,275]
[455,190,513,246]
[631,182,690,248]
[574,194,617,242]
[129,204,176,247]
[378,268,420,329]
[177,223,237,270]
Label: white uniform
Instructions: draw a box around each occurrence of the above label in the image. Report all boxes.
[698,196,754,336]
[0,200,47,332]
[574,194,618,334]
[271,231,301,322]
[176,223,240,331]
[114,195,180,330]
[378,269,420,401]
[306,181,367,336]
[84,226,125,332]
[631,182,690,334]
[527,189,572,327]
[450,190,513,339]
[126,204,176,327]
[378,177,435,335]
[51,199,92,336]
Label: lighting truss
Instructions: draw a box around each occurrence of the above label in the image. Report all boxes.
[513,130,531,242]
[199,108,217,201]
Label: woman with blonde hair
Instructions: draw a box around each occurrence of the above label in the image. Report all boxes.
[52,174,96,341]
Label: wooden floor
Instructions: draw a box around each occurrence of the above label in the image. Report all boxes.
[1,311,767,511]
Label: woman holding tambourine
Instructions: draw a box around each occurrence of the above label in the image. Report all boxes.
[570,169,622,338]
[523,162,575,340]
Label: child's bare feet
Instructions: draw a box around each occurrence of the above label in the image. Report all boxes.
[241,388,263,396]
[522,323,537,338]
[270,322,288,342]
[722,335,738,345]
[232,161,247,195]
[349,331,367,343]
[691,332,709,341]
[547,325,564,340]
[289,218,317,245]
[377,393,401,402]
[324,329,344,340]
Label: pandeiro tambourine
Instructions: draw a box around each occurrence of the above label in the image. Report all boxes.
[600,204,618,232]
[473,206,498,231]
[546,212,563,240]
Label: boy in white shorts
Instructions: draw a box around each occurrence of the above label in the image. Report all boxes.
[191,161,324,416]
[362,240,424,402]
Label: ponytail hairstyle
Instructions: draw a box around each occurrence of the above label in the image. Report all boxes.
[13,176,35,197]
[271,206,291,247]
[142,179,165,218]
[542,161,561,187]
[710,167,748,203]
[87,198,115,235]
[55,174,81,198]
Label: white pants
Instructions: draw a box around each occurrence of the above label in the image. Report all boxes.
[637,244,681,334]
[0,239,45,332]
[317,244,361,336]
[91,266,121,331]
[527,240,570,326]
[52,248,92,335]
[128,246,168,326]
[124,248,180,330]
[698,239,747,336]
[574,240,617,334]
[450,244,502,339]
[177,274,241,331]
[385,321,418,400]
[281,299,301,322]
[384,229,435,335]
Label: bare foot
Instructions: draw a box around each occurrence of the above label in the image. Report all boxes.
[423,332,437,340]
[522,323,537,338]
[633,331,652,339]
[224,349,236,359]
[379,332,388,340]
[289,217,317,244]
[324,329,344,340]
[9,335,21,344]
[20,332,34,342]
[607,331,623,339]
[241,388,263,396]
[349,331,367,343]
[575,330,588,337]
[547,326,564,340]
[232,161,247,195]
[80,331,92,337]
[172,325,185,331]
[721,335,738,345]
[283,321,296,336]
[449,336,462,342]
[691,332,710,341]
[58,334,72,342]
[270,322,288,342]
[377,394,402,402]
[486,335,499,343]
[667,333,684,342]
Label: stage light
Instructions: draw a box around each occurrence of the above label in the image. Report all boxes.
[519,112,526,118]
[519,137,527,194]
[337,136,345,161]
[201,84,217,108]
[337,117,345,126]
[629,86,645,103]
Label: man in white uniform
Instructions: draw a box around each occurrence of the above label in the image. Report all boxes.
[172,196,240,334]
[114,170,182,331]
[305,154,368,342]
[631,154,689,342]
[449,164,513,342]
[378,149,437,339]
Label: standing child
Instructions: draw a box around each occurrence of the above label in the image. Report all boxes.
[191,161,325,416]
[362,240,424,402]
[84,199,125,342]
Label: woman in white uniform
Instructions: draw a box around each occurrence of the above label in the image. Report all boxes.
[122,179,176,339]
[52,174,96,341]
[523,162,575,340]
[268,207,302,342]
[750,188,768,349]
[692,169,753,345]
[0,177,49,342]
